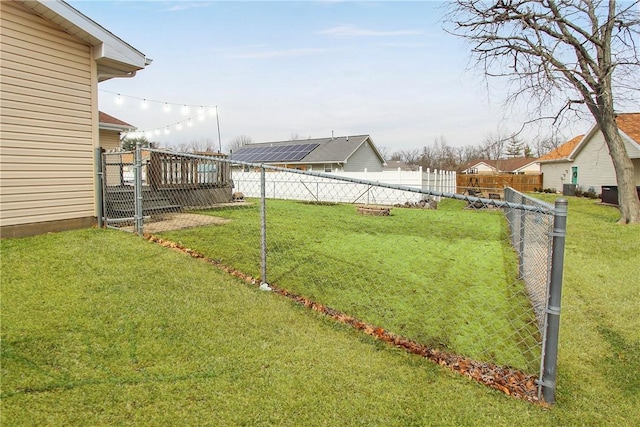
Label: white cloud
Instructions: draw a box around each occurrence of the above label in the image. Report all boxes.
[160,2,212,12]
[318,25,423,37]
[229,48,328,59]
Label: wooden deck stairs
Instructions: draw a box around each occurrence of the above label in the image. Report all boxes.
[105,186,181,219]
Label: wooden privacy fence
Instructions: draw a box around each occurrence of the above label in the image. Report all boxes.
[457,174,543,195]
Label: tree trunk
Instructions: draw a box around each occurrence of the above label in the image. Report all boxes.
[598,115,640,224]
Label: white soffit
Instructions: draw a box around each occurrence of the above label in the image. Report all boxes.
[20,0,150,73]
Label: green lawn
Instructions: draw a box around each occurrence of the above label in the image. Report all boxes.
[160,199,540,371]
[1,195,639,425]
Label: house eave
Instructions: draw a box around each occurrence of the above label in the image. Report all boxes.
[538,158,572,164]
[99,122,136,132]
[20,0,151,79]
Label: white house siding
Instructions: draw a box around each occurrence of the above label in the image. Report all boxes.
[540,162,569,191]
[343,140,383,172]
[0,1,96,234]
[572,131,628,192]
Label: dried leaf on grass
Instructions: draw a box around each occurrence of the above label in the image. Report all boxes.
[145,235,541,404]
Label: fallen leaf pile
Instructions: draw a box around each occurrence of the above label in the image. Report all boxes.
[145,234,542,404]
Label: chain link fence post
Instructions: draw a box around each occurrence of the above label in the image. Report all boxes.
[134,142,144,236]
[540,198,568,403]
[260,165,270,290]
[518,198,527,279]
[94,147,104,229]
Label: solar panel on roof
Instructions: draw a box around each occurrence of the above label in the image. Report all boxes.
[232,143,319,163]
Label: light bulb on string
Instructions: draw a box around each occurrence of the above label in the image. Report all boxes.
[187,118,193,127]
[115,93,123,105]
[164,102,171,113]
[176,122,183,131]
[141,99,148,109]
[154,129,161,136]
[164,126,170,135]
[181,105,190,116]
[198,106,206,117]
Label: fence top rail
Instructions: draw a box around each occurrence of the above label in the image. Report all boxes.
[143,148,554,214]
[504,187,555,212]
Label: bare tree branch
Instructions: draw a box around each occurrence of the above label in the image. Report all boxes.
[445,0,640,223]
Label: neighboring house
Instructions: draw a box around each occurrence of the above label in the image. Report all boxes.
[459,158,540,175]
[99,111,136,151]
[383,160,419,171]
[537,112,640,193]
[231,135,386,172]
[0,0,150,238]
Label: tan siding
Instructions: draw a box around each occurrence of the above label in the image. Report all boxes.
[2,40,91,79]
[1,115,92,133]
[3,99,92,122]
[2,207,95,224]
[2,146,94,159]
[1,6,92,60]
[0,1,96,228]
[2,90,90,113]
[100,129,122,150]
[1,184,94,197]
[2,62,91,92]
[2,74,91,103]
[2,123,93,140]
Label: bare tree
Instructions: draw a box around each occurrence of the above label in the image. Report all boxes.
[289,133,311,141]
[377,145,390,161]
[480,130,509,159]
[226,135,253,153]
[175,138,218,153]
[447,0,640,223]
[400,148,422,165]
[389,151,402,161]
[532,133,566,158]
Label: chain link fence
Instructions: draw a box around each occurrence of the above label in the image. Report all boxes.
[98,147,566,403]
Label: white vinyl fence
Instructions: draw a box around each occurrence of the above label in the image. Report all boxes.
[231,167,456,205]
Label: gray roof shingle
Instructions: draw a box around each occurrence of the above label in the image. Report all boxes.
[234,134,380,164]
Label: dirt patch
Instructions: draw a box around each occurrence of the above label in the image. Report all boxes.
[122,213,231,233]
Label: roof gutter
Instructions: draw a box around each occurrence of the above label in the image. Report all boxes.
[98,70,137,81]
[99,123,136,132]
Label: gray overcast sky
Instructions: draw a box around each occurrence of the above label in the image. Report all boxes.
[70,0,613,152]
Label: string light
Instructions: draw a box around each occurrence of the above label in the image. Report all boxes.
[100,90,220,145]
[100,89,216,113]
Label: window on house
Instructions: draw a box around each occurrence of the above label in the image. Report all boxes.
[324,164,332,173]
